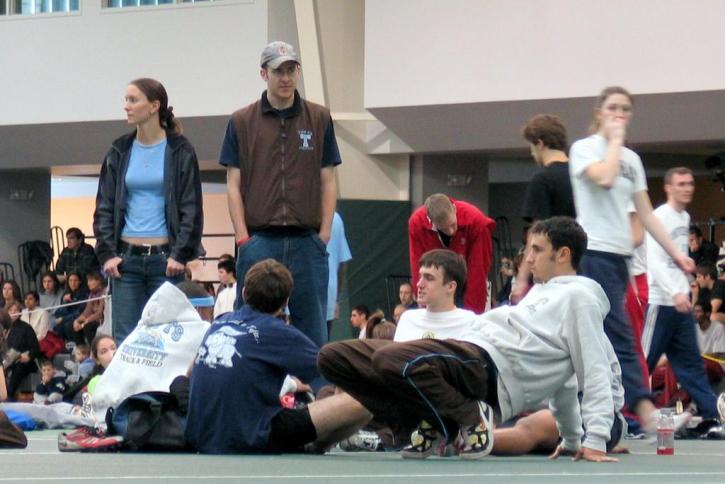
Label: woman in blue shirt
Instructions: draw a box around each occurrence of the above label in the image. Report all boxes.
[93,78,204,345]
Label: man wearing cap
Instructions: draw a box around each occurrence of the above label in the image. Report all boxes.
[220,41,341,347]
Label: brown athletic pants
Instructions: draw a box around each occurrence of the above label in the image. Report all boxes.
[317,338,497,441]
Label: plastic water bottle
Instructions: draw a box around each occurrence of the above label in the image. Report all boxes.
[656,409,675,455]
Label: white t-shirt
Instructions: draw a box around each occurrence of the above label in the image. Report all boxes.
[696,321,725,355]
[569,135,648,255]
[213,283,237,319]
[394,307,476,342]
[646,204,690,306]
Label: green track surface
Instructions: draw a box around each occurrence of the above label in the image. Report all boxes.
[1,430,724,483]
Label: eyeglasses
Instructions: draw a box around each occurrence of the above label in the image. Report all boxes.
[268,65,299,78]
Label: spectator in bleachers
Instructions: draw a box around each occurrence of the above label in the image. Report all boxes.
[70,272,106,346]
[2,306,40,401]
[21,291,50,342]
[398,282,417,309]
[350,305,370,340]
[1,281,22,311]
[364,311,396,340]
[693,262,725,323]
[93,77,204,346]
[213,258,237,318]
[39,272,63,317]
[54,271,88,342]
[689,226,720,267]
[33,359,67,404]
[694,302,725,385]
[55,228,100,284]
[392,304,407,324]
[0,327,7,402]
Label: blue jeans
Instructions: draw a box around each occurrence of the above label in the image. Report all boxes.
[580,250,651,409]
[235,230,329,347]
[644,305,719,419]
[111,253,183,345]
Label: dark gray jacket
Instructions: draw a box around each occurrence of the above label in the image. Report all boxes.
[93,131,205,265]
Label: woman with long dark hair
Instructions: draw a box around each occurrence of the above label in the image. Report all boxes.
[93,78,204,345]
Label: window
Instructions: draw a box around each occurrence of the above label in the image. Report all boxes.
[12,0,79,14]
[104,0,217,7]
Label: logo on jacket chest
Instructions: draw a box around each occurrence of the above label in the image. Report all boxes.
[298,130,313,151]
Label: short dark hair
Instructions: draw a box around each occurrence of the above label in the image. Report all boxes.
[521,114,568,151]
[176,280,210,299]
[352,305,370,319]
[529,217,588,270]
[66,227,84,240]
[39,359,54,369]
[418,249,467,299]
[689,225,703,238]
[24,291,39,302]
[696,262,718,280]
[217,258,236,275]
[243,259,293,314]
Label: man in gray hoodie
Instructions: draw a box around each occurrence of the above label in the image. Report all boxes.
[319,217,622,462]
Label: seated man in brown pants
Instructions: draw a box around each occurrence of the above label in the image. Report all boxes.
[319,217,621,462]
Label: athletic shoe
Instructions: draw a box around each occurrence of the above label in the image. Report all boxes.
[401,420,441,459]
[706,424,725,440]
[338,430,384,452]
[460,401,494,460]
[717,392,725,422]
[645,409,692,441]
[58,426,124,452]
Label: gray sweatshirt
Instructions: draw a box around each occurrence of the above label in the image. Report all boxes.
[463,275,623,452]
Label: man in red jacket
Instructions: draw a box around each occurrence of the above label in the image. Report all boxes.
[408,194,496,313]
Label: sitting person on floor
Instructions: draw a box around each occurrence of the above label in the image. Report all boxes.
[34,359,68,405]
[319,218,624,462]
[186,258,371,454]
[89,281,212,419]
[64,344,93,385]
[63,334,116,405]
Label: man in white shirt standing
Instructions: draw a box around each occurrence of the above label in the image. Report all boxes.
[213,259,237,318]
[642,167,724,423]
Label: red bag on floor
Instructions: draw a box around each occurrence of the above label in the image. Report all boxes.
[39,331,65,360]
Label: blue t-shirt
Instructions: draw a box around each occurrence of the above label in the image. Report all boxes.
[185,305,320,453]
[218,94,342,170]
[326,212,352,320]
[122,139,168,238]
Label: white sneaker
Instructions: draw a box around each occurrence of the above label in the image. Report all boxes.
[647,409,692,434]
[717,392,725,422]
